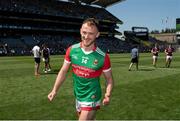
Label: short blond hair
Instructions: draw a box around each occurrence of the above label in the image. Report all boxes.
[82,18,99,31]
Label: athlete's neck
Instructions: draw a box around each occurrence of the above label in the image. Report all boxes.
[81,43,95,52]
[83,46,94,52]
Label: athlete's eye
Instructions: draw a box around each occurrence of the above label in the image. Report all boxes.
[82,31,87,35]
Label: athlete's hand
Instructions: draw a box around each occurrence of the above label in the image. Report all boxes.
[102,95,110,105]
[48,91,56,102]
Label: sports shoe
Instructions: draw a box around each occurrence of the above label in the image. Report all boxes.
[48,69,51,72]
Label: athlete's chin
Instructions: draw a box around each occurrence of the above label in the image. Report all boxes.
[84,43,91,47]
[83,41,94,47]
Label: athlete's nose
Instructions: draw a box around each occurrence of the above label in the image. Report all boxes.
[84,34,89,39]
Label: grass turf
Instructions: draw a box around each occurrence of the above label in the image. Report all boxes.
[0,52,180,120]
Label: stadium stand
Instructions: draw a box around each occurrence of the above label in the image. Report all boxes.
[176,18,180,44]
[123,26,177,52]
[0,0,128,55]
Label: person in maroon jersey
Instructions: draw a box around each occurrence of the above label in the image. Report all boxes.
[47,18,114,120]
[42,44,51,73]
[151,43,159,67]
[164,44,174,68]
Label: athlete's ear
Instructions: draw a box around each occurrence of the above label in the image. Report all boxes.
[96,32,100,38]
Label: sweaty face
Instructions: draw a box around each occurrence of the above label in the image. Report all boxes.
[80,23,99,47]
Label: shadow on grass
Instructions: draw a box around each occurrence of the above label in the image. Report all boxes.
[165,65,180,69]
[138,68,155,71]
[158,66,177,69]
[130,68,155,71]
[40,69,60,75]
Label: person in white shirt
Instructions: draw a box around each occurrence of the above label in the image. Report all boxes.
[32,44,41,76]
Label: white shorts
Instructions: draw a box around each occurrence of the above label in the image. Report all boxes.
[152,55,158,60]
[166,56,172,60]
[75,99,101,112]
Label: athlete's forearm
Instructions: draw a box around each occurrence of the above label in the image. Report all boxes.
[52,69,67,93]
[105,79,113,97]
[103,70,114,97]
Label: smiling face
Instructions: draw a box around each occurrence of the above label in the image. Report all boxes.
[80,19,100,48]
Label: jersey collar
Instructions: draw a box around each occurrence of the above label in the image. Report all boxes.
[80,42,97,54]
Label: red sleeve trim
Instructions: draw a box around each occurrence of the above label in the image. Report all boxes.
[102,53,111,71]
[64,46,72,63]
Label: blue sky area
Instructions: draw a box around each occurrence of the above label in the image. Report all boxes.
[107,0,180,32]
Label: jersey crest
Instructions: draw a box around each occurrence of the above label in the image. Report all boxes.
[65,43,110,102]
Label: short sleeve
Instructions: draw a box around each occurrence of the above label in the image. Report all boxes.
[64,46,71,63]
[102,53,111,72]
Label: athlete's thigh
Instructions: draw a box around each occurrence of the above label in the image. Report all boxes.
[153,55,157,60]
[166,56,172,61]
[79,110,96,120]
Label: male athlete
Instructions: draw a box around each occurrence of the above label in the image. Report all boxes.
[128,45,139,71]
[32,43,41,76]
[151,43,159,67]
[48,18,114,120]
[42,44,51,73]
[164,44,174,68]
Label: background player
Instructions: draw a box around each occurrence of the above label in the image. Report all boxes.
[164,44,174,68]
[128,45,139,71]
[151,43,159,67]
[32,43,41,76]
[42,44,51,73]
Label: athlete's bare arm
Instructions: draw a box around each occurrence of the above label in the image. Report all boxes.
[48,61,71,101]
[102,70,114,105]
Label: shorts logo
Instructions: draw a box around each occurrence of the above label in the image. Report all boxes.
[91,95,96,99]
[93,59,98,65]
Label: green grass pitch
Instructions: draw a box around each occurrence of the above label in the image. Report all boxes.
[0,52,180,120]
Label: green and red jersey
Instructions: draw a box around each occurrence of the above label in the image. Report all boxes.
[64,42,111,102]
